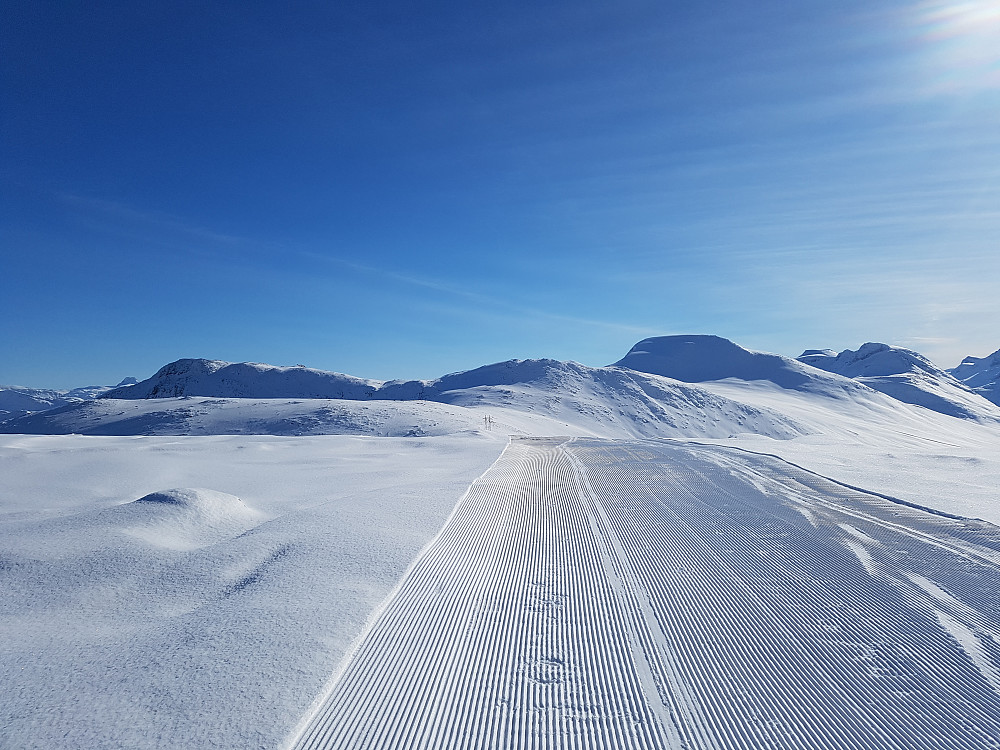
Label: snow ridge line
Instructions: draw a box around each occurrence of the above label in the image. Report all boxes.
[280,435,514,750]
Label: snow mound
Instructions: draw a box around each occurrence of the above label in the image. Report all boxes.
[101,359,382,400]
[113,488,264,550]
[613,335,859,396]
[799,343,1000,421]
[950,347,1000,406]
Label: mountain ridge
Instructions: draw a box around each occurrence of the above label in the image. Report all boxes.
[797,342,1000,421]
[6,335,1000,436]
[950,347,1000,406]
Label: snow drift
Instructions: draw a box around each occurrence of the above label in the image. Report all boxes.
[114,488,264,550]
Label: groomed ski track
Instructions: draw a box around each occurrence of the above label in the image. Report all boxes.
[291,437,1000,749]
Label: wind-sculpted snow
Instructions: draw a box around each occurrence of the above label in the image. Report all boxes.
[799,343,1000,421]
[0,397,487,437]
[291,438,1000,749]
[952,347,1000,407]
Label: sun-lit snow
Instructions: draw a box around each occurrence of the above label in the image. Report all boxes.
[3,334,1000,749]
[798,341,1000,421]
[951,345,1000,406]
[0,380,129,421]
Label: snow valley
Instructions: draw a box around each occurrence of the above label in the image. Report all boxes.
[3,335,1000,749]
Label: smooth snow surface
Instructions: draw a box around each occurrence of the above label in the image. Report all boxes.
[0,434,503,750]
[292,437,1000,749]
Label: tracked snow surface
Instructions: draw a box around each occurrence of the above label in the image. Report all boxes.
[293,438,1000,750]
[4,335,1000,749]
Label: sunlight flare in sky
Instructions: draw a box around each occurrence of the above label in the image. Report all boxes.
[3,1,1000,386]
[913,0,1000,93]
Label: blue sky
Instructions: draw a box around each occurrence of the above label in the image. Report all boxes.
[3,0,999,388]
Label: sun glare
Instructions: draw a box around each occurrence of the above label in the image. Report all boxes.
[913,0,1000,93]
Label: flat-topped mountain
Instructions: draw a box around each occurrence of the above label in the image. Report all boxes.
[5,335,1000,437]
[101,359,380,400]
[612,335,863,396]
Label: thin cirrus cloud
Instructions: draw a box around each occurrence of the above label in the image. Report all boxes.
[55,192,243,251]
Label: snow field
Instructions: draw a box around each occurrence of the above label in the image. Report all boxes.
[0,434,503,750]
[292,437,1000,749]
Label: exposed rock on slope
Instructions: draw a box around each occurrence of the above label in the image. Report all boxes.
[101,359,380,400]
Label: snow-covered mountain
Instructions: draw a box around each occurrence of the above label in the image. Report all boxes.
[0,378,135,421]
[613,335,866,397]
[7,356,805,440]
[101,360,378,400]
[6,335,1000,438]
[797,342,1000,421]
[950,347,1000,406]
[6,335,1000,750]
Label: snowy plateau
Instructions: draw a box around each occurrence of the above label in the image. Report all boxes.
[3,334,1000,749]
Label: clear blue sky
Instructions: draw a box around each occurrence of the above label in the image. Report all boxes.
[3,0,999,388]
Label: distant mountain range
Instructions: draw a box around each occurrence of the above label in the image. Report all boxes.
[950,348,1000,406]
[3,336,999,437]
[0,378,137,421]
[797,342,995,420]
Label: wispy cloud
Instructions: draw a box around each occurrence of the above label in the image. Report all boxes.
[291,249,661,344]
[58,192,243,246]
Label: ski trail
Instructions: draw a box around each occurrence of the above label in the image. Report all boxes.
[290,437,1000,749]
